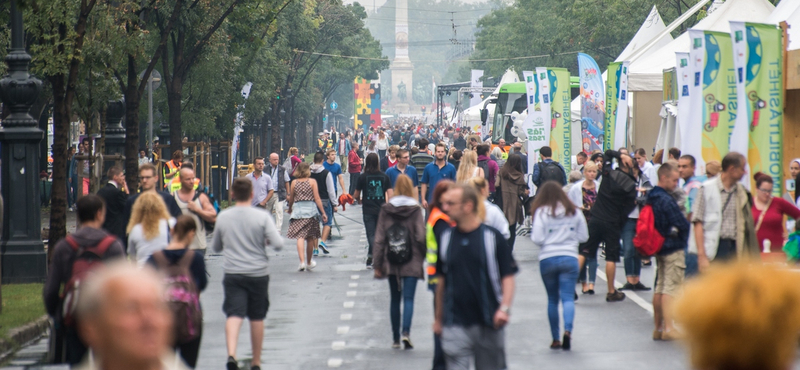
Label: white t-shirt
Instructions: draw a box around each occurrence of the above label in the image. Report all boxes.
[127,218,173,267]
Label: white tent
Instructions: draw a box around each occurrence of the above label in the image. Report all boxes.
[767,0,800,50]
[570,6,673,152]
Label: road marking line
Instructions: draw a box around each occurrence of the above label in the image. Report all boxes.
[337,326,350,334]
[343,301,355,308]
[332,341,346,350]
[349,283,358,288]
[340,313,352,320]
[346,291,357,297]
[351,275,360,280]
[359,239,367,242]
[595,268,654,316]
[328,358,343,367]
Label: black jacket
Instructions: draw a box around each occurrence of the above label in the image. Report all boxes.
[97,182,128,241]
[591,150,637,226]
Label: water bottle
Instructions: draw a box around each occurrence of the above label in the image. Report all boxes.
[763,239,772,253]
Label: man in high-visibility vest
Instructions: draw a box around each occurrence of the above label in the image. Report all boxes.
[163,150,183,189]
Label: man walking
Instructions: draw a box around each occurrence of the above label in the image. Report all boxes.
[247,157,274,209]
[647,162,690,341]
[578,150,637,302]
[421,143,457,209]
[411,138,434,182]
[174,167,217,254]
[348,142,362,201]
[386,149,419,199]
[335,133,351,172]
[532,146,567,189]
[266,153,289,231]
[124,163,183,232]
[434,184,517,370]
[690,152,758,271]
[678,154,704,276]
[311,152,338,254]
[97,166,128,242]
[324,149,346,196]
[512,142,528,174]
[211,178,282,370]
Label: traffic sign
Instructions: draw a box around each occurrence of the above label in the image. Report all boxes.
[331,101,338,111]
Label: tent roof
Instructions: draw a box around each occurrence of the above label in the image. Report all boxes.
[628,0,775,92]
[616,6,674,62]
[767,0,800,50]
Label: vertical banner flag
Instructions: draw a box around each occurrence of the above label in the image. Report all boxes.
[691,30,737,168]
[471,69,486,137]
[687,29,706,173]
[578,53,605,154]
[230,82,252,188]
[354,77,381,130]
[676,52,693,161]
[730,21,783,194]
[605,61,630,151]
[548,68,572,172]
[522,68,551,180]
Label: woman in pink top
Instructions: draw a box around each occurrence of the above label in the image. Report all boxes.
[289,147,302,173]
[751,172,800,252]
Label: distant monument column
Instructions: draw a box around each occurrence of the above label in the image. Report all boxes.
[390,0,413,113]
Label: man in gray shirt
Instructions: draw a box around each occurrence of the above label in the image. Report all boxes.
[211,177,282,370]
[246,156,274,208]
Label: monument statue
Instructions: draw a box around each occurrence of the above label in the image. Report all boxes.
[390,0,413,110]
[397,81,407,103]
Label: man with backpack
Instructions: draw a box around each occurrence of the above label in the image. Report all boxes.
[44,194,126,365]
[532,146,567,189]
[173,166,217,254]
[476,144,499,199]
[646,162,690,341]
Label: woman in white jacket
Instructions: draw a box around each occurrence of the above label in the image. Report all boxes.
[567,161,600,294]
[531,182,589,351]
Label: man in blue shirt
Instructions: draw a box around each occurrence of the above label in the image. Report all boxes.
[678,154,705,278]
[386,149,419,200]
[421,143,456,208]
[323,149,345,195]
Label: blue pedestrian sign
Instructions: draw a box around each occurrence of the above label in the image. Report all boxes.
[331,101,338,111]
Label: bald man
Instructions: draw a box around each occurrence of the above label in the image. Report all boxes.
[75,262,188,370]
[173,167,217,253]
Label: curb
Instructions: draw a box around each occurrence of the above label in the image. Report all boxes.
[0,315,50,363]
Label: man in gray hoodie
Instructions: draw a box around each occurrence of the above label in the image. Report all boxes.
[211,178,283,370]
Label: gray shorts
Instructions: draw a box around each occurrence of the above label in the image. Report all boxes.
[222,274,270,320]
[442,325,506,370]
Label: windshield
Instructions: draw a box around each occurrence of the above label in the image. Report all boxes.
[492,92,526,143]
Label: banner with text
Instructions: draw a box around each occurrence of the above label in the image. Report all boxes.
[548,68,572,172]
[604,61,629,151]
[730,21,783,194]
[522,68,551,178]
[578,53,605,154]
[676,52,694,164]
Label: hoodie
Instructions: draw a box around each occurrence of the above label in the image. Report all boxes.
[310,163,338,206]
[531,205,589,261]
[477,155,499,192]
[43,227,125,318]
[373,197,426,278]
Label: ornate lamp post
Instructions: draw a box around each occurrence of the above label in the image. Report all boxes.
[0,1,46,283]
[104,100,125,156]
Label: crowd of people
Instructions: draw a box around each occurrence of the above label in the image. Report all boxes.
[42,120,800,370]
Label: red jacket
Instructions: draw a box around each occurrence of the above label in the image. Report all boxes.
[348,149,362,173]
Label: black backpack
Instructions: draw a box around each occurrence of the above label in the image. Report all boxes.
[477,159,491,182]
[537,161,565,187]
[385,222,413,265]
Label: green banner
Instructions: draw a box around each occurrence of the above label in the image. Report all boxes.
[699,31,737,164]
[548,68,572,172]
[605,63,620,151]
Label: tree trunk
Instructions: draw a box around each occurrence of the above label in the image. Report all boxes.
[124,58,141,191]
[167,75,183,155]
[48,75,68,261]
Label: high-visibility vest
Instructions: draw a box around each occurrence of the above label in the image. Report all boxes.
[163,160,180,187]
[426,207,454,288]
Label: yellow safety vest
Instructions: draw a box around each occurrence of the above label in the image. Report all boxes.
[164,160,180,187]
[426,207,454,288]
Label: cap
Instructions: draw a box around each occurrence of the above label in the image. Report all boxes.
[318,132,325,136]
[323,130,330,134]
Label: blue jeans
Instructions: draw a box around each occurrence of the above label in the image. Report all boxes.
[622,218,641,277]
[388,276,418,342]
[540,256,579,341]
[320,199,333,227]
[578,246,597,284]
[363,213,379,258]
[685,252,698,278]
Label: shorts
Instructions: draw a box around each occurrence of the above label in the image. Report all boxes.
[580,218,621,262]
[654,250,685,296]
[222,274,270,320]
[320,199,333,227]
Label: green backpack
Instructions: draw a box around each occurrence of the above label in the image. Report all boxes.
[782,230,800,261]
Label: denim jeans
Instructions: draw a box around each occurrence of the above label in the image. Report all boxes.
[685,252,698,278]
[578,244,597,284]
[540,256,579,341]
[622,218,641,277]
[363,213,379,257]
[388,276,418,342]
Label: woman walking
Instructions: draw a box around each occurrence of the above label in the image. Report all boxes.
[373,175,426,349]
[287,162,327,271]
[354,153,393,268]
[455,150,483,184]
[567,161,601,294]
[530,182,589,350]
[497,154,528,249]
[288,147,302,175]
[147,215,207,368]
[376,130,390,158]
[127,191,174,266]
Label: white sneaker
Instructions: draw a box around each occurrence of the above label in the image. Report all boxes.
[298,262,306,271]
[307,260,317,270]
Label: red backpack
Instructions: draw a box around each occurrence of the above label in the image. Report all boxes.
[633,204,665,257]
[61,234,117,326]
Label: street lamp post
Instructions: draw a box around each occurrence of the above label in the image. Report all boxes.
[0,0,46,283]
[104,100,125,156]
[279,108,286,157]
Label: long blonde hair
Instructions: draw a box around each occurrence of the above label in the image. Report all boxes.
[456,150,479,184]
[127,192,171,240]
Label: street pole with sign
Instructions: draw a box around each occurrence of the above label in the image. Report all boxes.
[140,70,162,157]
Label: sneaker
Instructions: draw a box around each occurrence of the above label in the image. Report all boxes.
[227,356,238,370]
[298,262,306,271]
[618,282,636,291]
[606,290,626,302]
[68,206,74,212]
[307,260,317,270]
[392,341,401,349]
[366,256,373,269]
[633,282,651,291]
[313,248,319,256]
[562,331,571,351]
[319,242,330,254]
[402,335,414,349]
